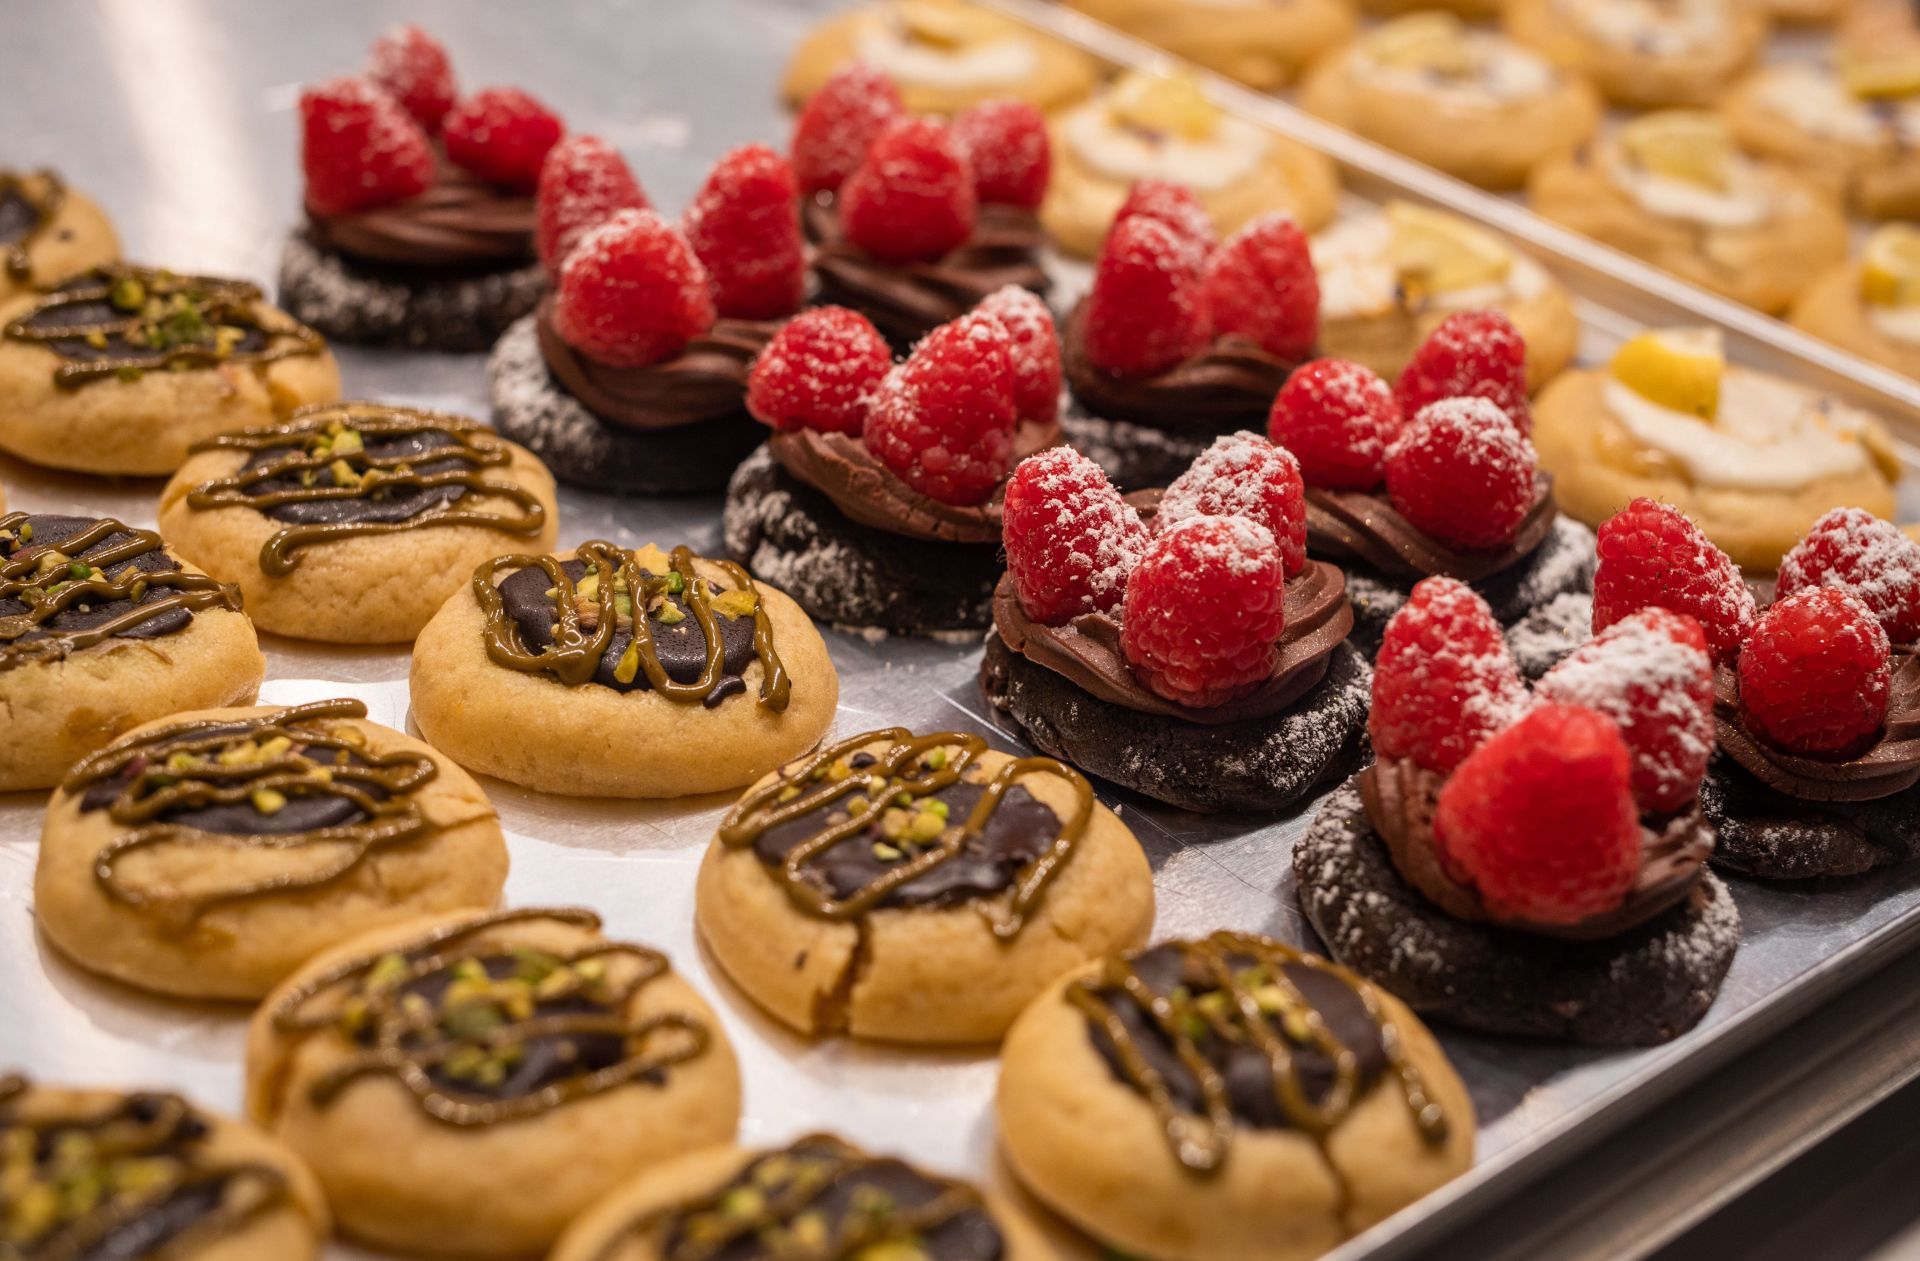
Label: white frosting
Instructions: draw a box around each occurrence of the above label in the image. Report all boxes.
[854,21,1037,91]
[1602,370,1880,490]
[1869,303,1920,346]
[1557,0,1726,55]
[1060,101,1271,191]
[1311,213,1549,321]
[1756,63,1917,145]
[1356,33,1558,102]
[1607,153,1774,229]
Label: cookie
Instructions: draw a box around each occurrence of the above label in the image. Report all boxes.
[0,265,340,476]
[1062,0,1354,91]
[278,228,547,353]
[246,907,742,1259]
[0,512,264,792]
[1723,63,1920,220]
[1701,754,1920,880]
[697,728,1155,1043]
[0,168,119,302]
[158,401,559,644]
[1791,234,1920,381]
[997,932,1475,1261]
[1506,0,1768,110]
[35,699,510,1000]
[410,539,838,798]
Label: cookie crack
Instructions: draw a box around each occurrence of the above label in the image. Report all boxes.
[811,917,872,1037]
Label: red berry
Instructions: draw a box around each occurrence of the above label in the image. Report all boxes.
[1538,608,1713,814]
[1593,498,1757,668]
[1114,179,1216,268]
[747,307,892,435]
[1434,704,1642,927]
[1738,588,1891,759]
[1384,398,1537,551]
[864,313,1019,506]
[1269,358,1399,492]
[1395,310,1532,438]
[1203,214,1319,363]
[298,77,435,217]
[1003,447,1150,624]
[535,135,650,272]
[550,209,715,368]
[1121,516,1288,708]
[1777,508,1920,646]
[366,25,457,134]
[978,286,1061,424]
[1084,215,1212,378]
[443,87,565,192]
[682,145,805,321]
[791,64,906,195]
[839,117,977,265]
[1371,576,1529,776]
[1158,432,1307,577]
[952,100,1051,209]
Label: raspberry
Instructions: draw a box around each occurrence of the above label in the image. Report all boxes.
[1777,508,1920,646]
[550,209,715,368]
[298,77,435,216]
[1593,498,1757,667]
[1384,398,1537,551]
[977,286,1061,424]
[952,100,1051,209]
[682,145,806,321]
[1002,448,1150,624]
[1114,179,1217,267]
[839,117,977,265]
[746,307,892,435]
[1371,576,1529,775]
[791,64,905,195]
[366,25,457,134]
[1433,704,1642,927]
[864,313,1018,505]
[1738,588,1891,759]
[1269,358,1399,491]
[535,135,650,271]
[1203,214,1319,363]
[442,87,565,192]
[1158,432,1307,577]
[1538,608,1713,814]
[1083,215,1213,378]
[1395,310,1532,438]
[1121,516,1288,708]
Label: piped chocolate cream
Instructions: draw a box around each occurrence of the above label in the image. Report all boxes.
[1062,299,1299,431]
[534,296,776,431]
[304,164,535,272]
[1360,756,1712,941]
[1713,655,1920,803]
[1306,473,1558,582]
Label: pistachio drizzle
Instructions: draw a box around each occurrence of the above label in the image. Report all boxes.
[0,513,242,672]
[1068,931,1450,1173]
[183,403,548,575]
[474,541,791,710]
[266,908,711,1128]
[718,729,1092,940]
[0,168,63,283]
[2,264,325,389]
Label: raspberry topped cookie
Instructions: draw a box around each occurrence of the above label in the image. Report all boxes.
[0,167,119,301]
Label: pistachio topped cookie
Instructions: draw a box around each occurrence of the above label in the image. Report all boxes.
[0,168,119,301]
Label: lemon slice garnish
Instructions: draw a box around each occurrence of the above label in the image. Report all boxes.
[1862,224,1920,308]
[1386,201,1514,297]
[1109,71,1221,142]
[895,0,1004,49]
[1610,328,1725,421]
[1618,111,1736,191]
[1841,49,1920,99]
[1366,13,1476,78]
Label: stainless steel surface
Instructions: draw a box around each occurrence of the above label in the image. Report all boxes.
[4,4,1920,1260]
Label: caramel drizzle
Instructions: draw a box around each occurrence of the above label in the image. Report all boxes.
[0,513,242,672]
[267,907,711,1129]
[1067,931,1449,1174]
[0,168,63,283]
[61,698,438,926]
[473,541,791,710]
[0,1077,290,1260]
[717,729,1091,940]
[183,404,548,576]
[1,264,325,389]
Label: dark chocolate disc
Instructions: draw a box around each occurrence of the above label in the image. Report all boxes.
[241,427,469,526]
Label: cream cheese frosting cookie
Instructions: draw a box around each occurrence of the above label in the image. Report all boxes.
[35,699,509,1001]
[997,932,1474,1261]
[0,512,264,792]
[411,540,837,798]
[552,1134,1058,1261]
[159,402,558,644]
[1529,112,1849,314]
[0,265,341,476]
[1358,0,1501,16]
[697,727,1154,1044]
[1042,70,1339,259]
[1506,0,1768,109]
[1793,223,1920,378]
[1063,0,1355,91]
[1300,14,1599,190]
[1533,328,1903,569]
[0,168,119,302]
[246,906,741,1258]
[0,1074,329,1260]
[784,0,1098,116]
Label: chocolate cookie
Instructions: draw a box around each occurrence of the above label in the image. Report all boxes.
[278,228,547,353]
[1700,754,1920,880]
[1505,589,1594,679]
[1061,412,1225,494]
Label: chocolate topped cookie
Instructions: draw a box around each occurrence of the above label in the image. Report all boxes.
[0,167,120,301]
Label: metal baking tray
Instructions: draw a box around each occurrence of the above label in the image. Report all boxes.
[3,3,1918,1260]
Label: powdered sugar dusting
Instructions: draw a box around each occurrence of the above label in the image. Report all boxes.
[1777,507,1920,645]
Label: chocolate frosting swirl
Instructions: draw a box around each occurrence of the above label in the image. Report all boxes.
[1305,474,1557,582]
[1062,299,1298,431]
[1713,655,1920,802]
[305,165,535,270]
[1360,756,1712,941]
[535,297,776,432]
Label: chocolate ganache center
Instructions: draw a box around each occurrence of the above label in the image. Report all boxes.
[1713,655,1920,803]
[1062,298,1299,431]
[0,168,62,283]
[1305,473,1557,582]
[535,296,777,431]
[305,163,535,271]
